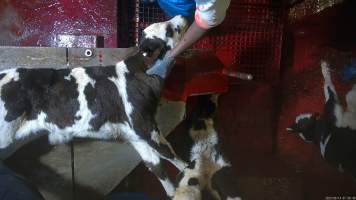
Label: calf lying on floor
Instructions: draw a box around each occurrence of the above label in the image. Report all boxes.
[173,95,242,200]
[0,16,188,197]
[287,61,356,179]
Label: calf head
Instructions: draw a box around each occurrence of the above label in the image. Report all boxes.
[173,185,201,200]
[189,94,219,141]
[139,15,188,61]
[287,113,320,142]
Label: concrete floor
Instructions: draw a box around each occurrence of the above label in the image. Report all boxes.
[112,84,356,200]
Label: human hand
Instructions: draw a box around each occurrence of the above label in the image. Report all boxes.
[146,53,175,79]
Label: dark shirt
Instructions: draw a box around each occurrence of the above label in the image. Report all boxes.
[0,163,44,200]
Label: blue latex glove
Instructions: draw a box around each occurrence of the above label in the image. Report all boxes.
[340,61,356,82]
[146,54,175,79]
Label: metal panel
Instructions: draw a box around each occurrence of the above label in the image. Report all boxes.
[0,46,138,70]
[0,46,67,70]
[68,47,137,67]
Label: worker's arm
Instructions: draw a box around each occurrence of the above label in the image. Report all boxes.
[147,0,231,79]
[146,22,207,79]
[169,21,207,58]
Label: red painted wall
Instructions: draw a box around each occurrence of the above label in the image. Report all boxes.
[0,0,117,47]
[277,2,356,199]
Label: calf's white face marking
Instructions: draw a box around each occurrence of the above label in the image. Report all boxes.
[143,15,188,49]
[295,113,312,124]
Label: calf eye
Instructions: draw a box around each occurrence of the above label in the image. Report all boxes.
[166,24,174,38]
[188,178,199,186]
[175,26,181,34]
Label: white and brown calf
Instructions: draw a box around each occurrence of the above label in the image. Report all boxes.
[287,61,356,179]
[174,95,242,200]
[0,16,188,197]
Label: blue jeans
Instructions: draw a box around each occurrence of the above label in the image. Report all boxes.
[0,163,44,200]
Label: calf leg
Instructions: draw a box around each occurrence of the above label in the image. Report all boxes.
[321,61,338,102]
[0,124,15,149]
[147,129,187,171]
[0,119,23,149]
[130,140,175,197]
[321,61,344,126]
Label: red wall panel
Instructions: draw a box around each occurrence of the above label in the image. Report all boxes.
[277,2,356,199]
[0,0,117,47]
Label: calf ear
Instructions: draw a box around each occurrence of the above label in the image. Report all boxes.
[166,23,174,38]
[139,36,168,59]
[314,112,321,120]
[286,123,298,132]
[139,38,160,57]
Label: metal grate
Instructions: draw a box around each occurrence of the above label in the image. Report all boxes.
[118,0,152,47]
[119,0,285,82]
[136,2,168,43]
[192,2,284,81]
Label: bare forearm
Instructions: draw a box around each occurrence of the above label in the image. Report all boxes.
[147,22,208,79]
[169,21,208,58]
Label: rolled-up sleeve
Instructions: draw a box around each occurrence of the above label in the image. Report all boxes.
[195,0,231,29]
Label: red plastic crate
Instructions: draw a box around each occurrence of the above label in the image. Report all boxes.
[163,50,229,101]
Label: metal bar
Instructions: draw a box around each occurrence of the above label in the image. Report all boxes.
[0,46,67,70]
[0,46,138,70]
[68,47,137,67]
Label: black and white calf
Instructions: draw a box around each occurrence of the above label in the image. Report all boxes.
[287,61,356,179]
[0,16,188,197]
[174,95,242,200]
